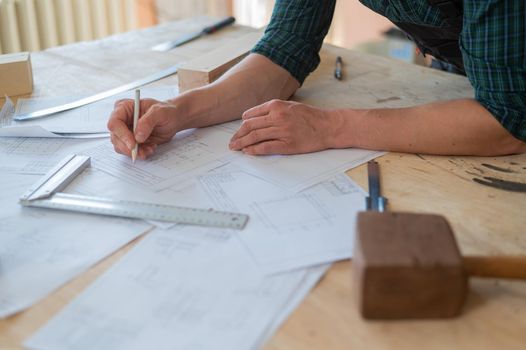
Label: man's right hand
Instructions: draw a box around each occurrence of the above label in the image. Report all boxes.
[107,98,180,160]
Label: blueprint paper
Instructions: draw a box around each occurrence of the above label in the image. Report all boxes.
[0,173,151,318]
[82,127,238,191]
[214,120,383,193]
[0,137,106,174]
[198,171,366,273]
[25,227,326,350]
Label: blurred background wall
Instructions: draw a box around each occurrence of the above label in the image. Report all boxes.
[1,0,418,64]
[153,0,393,49]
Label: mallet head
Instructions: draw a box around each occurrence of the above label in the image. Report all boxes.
[353,212,467,319]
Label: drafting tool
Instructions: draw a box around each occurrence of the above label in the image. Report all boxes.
[152,17,236,52]
[14,65,180,121]
[131,89,140,163]
[19,154,249,230]
[365,160,387,211]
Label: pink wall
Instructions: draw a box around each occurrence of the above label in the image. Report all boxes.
[327,1,393,48]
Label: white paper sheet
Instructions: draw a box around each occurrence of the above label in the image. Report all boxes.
[214,120,383,193]
[82,127,237,191]
[255,263,331,349]
[1,86,178,137]
[198,171,366,273]
[0,137,106,174]
[25,226,326,350]
[0,173,151,318]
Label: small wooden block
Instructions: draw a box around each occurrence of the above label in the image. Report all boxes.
[353,212,467,319]
[0,52,33,96]
[177,31,262,92]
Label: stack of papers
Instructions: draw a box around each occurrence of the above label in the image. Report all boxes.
[0,85,382,349]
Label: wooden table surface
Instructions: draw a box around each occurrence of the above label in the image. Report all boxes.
[1,17,525,350]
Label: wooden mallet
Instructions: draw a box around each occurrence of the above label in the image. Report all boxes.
[353,161,526,319]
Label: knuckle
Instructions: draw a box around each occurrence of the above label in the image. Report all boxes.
[149,103,163,114]
[113,99,129,108]
[107,118,115,130]
[274,111,287,121]
[268,99,282,109]
[246,119,256,131]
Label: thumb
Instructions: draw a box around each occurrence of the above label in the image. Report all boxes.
[135,104,163,143]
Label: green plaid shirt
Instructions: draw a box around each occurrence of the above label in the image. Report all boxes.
[252,0,526,142]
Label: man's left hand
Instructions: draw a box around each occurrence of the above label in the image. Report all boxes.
[229,99,334,155]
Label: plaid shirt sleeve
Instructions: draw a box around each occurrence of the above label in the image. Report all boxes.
[460,1,525,141]
[251,0,336,85]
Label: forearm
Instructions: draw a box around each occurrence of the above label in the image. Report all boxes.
[329,99,526,156]
[173,53,299,130]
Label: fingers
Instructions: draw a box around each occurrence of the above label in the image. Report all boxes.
[243,140,288,155]
[135,103,168,143]
[137,143,157,160]
[111,133,157,160]
[108,99,135,149]
[111,133,131,156]
[230,126,283,151]
[242,99,284,120]
[230,115,274,144]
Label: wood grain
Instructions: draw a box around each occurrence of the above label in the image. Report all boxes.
[354,212,467,319]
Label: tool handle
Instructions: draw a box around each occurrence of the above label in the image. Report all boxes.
[203,16,236,34]
[463,256,526,280]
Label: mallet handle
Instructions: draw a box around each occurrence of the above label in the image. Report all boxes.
[463,256,526,279]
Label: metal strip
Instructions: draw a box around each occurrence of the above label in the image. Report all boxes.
[365,161,387,212]
[14,64,180,121]
[23,193,249,230]
[20,155,90,201]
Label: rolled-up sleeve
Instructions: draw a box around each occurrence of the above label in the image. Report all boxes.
[461,1,526,141]
[251,0,336,85]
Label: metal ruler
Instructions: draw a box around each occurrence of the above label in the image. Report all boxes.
[14,65,180,121]
[19,155,249,230]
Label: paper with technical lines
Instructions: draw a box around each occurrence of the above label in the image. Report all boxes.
[0,137,106,175]
[214,120,384,193]
[198,171,366,273]
[81,118,382,193]
[81,126,237,191]
[0,173,151,318]
[25,226,327,350]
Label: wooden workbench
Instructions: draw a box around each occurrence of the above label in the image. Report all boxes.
[1,17,525,350]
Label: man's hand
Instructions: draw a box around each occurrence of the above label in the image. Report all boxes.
[229,99,334,155]
[107,98,179,159]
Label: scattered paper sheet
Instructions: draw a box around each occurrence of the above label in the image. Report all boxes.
[0,173,152,318]
[214,120,383,193]
[25,226,327,350]
[198,171,366,273]
[0,86,179,137]
[82,127,238,191]
[255,263,331,348]
[0,137,106,174]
